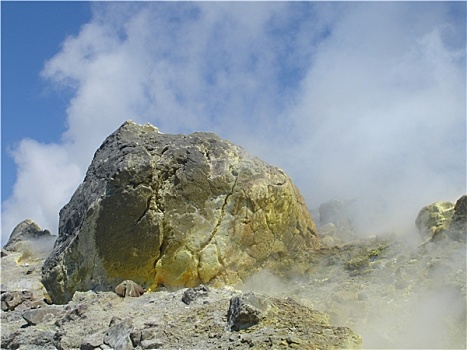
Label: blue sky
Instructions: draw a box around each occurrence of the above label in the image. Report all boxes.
[1,2,466,248]
[2,1,91,199]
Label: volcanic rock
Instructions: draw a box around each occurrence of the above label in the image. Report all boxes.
[22,307,63,326]
[42,120,319,304]
[415,196,467,242]
[1,290,34,312]
[227,292,270,331]
[3,219,55,255]
[104,317,134,350]
[447,195,467,242]
[415,200,455,240]
[181,284,209,305]
[115,280,145,298]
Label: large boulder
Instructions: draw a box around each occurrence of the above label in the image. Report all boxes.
[415,196,466,242]
[42,121,319,304]
[415,201,455,240]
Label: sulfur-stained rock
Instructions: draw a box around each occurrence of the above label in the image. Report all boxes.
[42,121,319,304]
[415,201,455,240]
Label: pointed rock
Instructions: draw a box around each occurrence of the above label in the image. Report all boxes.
[3,219,55,255]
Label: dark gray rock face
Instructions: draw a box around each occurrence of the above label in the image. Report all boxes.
[42,121,319,304]
[447,195,467,242]
[227,292,269,331]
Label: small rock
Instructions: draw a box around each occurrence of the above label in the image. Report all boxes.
[133,327,163,349]
[141,338,164,349]
[286,335,303,345]
[99,344,113,349]
[56,304,88,327]
[115,280,145,298]
[318,223,337,237]
[181,284,209,305]
[240,334,254,346]
[1,290,33,311]
[227,292,269,331]
[22,307,63,326]
[319,199,356,240]
[104,317,133,350]
[80,344,95,350]
[80,331,104,350]
[129,331,142,347]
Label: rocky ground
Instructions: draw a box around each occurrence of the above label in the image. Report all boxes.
[2,221,465,349]
[243,233,466,349]
[1,245,361,350]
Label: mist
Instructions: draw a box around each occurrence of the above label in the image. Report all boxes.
[240,230,466,349]
[2,0,465,275]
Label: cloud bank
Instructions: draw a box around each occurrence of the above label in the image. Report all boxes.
[2,2,465,243]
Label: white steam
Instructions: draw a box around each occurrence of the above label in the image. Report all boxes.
[2,3,465,245]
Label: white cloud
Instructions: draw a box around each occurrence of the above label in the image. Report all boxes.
[282,2,466,232]
[2,140,81,240]
[2,2,465,243]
